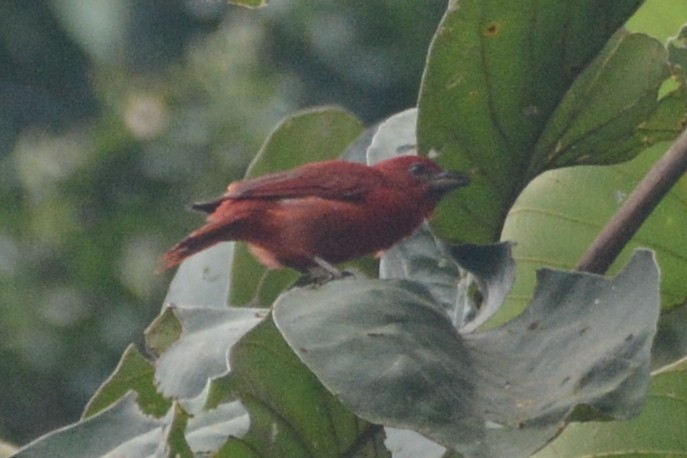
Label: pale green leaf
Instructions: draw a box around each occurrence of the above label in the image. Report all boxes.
[533,357,687,457]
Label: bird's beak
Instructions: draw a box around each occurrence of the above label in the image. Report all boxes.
[428,170,471,194]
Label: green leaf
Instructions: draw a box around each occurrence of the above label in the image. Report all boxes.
[380,224,515,332]
[153,305,268,401]
[145,306,183,357]
[12,393,163,458]
[380,224,462,315]
[225,315,386,458]
[274,278,485,456]
[627,0,687,42]
[417,0,670,243]
[83,344,171,418]
[229,106,364,307]
[467,250,659,453]
[668,25,687,70]
[500,141,687,325]
[155,402,193,458]
[228,0,269,8]
[274,250,660,457]
[533,357,687,457]
[532,31,669,170]
[653,305,687,368]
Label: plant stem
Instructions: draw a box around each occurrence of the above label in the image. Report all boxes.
[576,126,687,274]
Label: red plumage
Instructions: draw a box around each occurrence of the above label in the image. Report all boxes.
[162,155,469,272]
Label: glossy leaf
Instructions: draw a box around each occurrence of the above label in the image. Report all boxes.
[275,279,483,456]
[416,0,684,243]
[225,316,387,458]
[274,250,660,456]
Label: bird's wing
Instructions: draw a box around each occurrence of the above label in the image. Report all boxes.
[191,161,379,214]
[230,161,378,200]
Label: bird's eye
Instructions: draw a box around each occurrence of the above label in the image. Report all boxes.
[408,163,429,176]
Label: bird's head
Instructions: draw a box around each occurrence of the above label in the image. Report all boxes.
[374,155,470,200]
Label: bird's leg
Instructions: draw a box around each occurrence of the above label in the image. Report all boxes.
[312,256,344,278]
[294,256,350,286]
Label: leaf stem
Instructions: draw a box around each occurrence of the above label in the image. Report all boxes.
[576,126,687,274]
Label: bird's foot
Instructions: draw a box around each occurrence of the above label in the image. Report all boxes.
[295,257,355,286]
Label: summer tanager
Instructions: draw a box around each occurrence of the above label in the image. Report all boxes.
[162,155,469,274]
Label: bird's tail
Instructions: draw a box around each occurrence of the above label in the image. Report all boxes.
[160,220,237,271]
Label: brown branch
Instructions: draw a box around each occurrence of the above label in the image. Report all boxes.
[576,126,687,274]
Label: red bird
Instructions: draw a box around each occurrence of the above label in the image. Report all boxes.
[162,155,469,274]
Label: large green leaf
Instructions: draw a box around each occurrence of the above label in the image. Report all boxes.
[533,357,687,457]
[274,250,660,457]
[223,316,388,457]
[275,279,483,456]
[416,0,683,243]
[229,106,364,307]
[500,141,687,325]
[530,31,669,171]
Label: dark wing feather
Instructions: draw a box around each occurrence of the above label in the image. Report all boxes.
[193,161,378,214]
[190,198,226,214]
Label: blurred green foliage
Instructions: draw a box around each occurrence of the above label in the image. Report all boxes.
[0,0,445,444]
